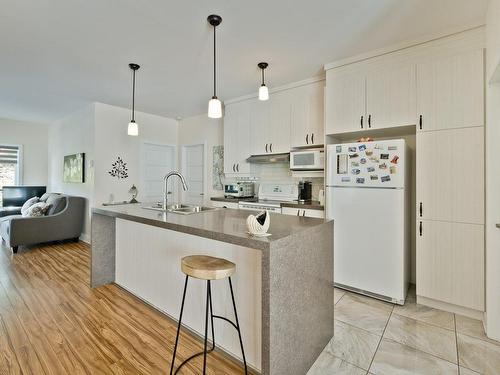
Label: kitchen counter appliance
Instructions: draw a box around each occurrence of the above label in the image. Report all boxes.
[298,181,312,201]
[290,149,324,171]
[224,182,254,198]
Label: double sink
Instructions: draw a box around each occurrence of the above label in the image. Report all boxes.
[143,203,217,215]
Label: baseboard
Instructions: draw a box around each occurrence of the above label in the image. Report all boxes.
[417,295,484,320]
[79,233,90,244]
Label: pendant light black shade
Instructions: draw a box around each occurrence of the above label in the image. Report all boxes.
[128,63,140,136]
[207,14,223,118]
[258,62,269,101]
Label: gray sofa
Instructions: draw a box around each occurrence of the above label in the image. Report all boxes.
[0,194,85,253]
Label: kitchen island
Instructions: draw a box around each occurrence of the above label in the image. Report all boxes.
[91,204,333,375]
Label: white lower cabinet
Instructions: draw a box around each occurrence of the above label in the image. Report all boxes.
[416,220,484,311]
[282,207,324,218]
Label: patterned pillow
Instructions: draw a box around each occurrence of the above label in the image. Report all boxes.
[22,202,51,217]
[21,196,39,216]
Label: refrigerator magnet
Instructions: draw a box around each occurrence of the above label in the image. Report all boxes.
[360,158,367,164]
[356,177,365,184]
[365,150,373,156]
[391,155,399,164]
[337,154,348,174]
[380,153,389,160]
[348,147,357,153]
[370,175,378,180]
[351,161,359,167]
[379,163,387,170]
[352,168,361,175]
[336,145,342,153]
[381,175,391,182]
[359,144,367,151]
[390,166,397,174]
[349,153,359,158]
[341,177,351,182]
[388,145,398,151]
[369,156,379,163]
[367,166,375,172]
[375,144,384,150]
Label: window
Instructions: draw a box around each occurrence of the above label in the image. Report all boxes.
[0,145,22,205]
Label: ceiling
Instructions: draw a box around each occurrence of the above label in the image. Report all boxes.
[0,0,488,124]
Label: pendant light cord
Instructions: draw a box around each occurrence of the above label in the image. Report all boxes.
[132,69,136,122]
[213,25,217,97]
[261,68,265,85]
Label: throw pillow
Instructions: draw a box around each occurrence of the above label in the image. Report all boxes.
[23,202,51,217]
[21,196,39,216]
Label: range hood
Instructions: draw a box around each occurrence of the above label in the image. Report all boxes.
[246,153,290,164]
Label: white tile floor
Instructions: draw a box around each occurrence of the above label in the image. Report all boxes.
[308,287,500,375]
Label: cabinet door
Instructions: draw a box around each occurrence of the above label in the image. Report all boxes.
[416,220,484,311]
[416,49,484,132]
[268,90,291,153]
[417,127,484,224]
[325,71,366,135]
[282,207,301,216]
[291,82,325,147]
[303,209,324,219]
[224,101,251,175]
[366,62,416,129]
[250,99,270,155]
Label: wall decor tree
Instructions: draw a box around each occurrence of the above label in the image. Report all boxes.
[108,157,128,179]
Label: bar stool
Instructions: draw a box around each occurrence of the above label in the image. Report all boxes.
[170,255,248,375]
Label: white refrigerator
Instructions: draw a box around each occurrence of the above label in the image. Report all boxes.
[326,139,410,304]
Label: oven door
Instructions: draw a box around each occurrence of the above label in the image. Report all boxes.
[290,150,324,170]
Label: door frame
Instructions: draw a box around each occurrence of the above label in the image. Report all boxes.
[140,141,178,202]
[180,142,206,203]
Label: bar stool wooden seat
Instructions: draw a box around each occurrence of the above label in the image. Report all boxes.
[170,255,248,375]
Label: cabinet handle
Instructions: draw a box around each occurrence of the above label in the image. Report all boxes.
[419,115,423,130]
[360,115,364,129]
[265,143,268,153]
[297,209,300,216]
[306,134,309,144]
[232,164,235,172]
[236,163,239,172]
[419,202,422,217]
[419,221,423,236]
[311,133,314,144]
[302,210,306,217]
[270,143,273,152]
[368,114,372,128]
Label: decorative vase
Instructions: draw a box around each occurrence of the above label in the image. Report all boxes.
[246,211,270,236]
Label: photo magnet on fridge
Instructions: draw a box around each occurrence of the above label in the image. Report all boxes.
[391,155,399,164]
[336,145,342,153]
[348,147,357,153]
[370,175,378,180]
[356,177,365,184]
[375,144,384,150]
[379,163,387,170]
[360,158,367,164]
[341,177,351,182]
[351,161,359,167]
[359,144,367,151]
[380,153,389,160]
[369,156,379,163]
[365,150,373,156]
[367,166,375,172]
[381,175,391,182]
[349,153,359,158]
[352,168,361,175]
[390,166,397,174]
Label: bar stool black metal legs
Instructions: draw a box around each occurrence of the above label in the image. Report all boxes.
[170,255,248,375]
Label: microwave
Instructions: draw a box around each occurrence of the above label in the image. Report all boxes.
[290,149,324,170]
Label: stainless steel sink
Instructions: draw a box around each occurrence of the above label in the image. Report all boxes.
[143,203,217,215]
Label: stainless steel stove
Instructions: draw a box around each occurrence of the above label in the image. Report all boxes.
[238,183,298,213]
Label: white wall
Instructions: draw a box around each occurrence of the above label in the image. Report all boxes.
[485,0,500,341]
[178,114,224,201]
[48,104,95,242]
[0,118,48,185]
[93,103,178,206]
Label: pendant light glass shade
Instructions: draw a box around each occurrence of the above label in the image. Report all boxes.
[128,121,139,136]
[208,97,222,118]
[259,85,269,101]
[207,15,223,119]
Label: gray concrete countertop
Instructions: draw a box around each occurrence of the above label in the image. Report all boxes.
[281,200,324,211]
[497,223,500,228]
[92,204,326,251]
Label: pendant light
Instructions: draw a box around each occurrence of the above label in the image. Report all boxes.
[128,63,140,136]
[207,14,223,119]
[258,62,269,101]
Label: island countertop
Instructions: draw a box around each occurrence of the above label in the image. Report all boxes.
[92,204,327,251]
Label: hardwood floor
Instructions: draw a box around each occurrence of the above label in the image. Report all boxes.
[0,240,245,374]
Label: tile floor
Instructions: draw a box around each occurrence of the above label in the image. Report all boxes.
[308,287,500,375]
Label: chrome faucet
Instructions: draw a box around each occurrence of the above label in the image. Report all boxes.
[163,171,188,210]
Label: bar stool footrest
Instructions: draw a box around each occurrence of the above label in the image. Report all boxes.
[212,314,238,330]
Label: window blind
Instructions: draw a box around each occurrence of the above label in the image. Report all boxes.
[0,145,19,164]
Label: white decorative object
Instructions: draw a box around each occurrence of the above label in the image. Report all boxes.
[21,196,39,216]
[246,211,271,237]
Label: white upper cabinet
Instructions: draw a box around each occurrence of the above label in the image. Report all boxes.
[325,70,366,135]
[223,101,251,175]
[291,81,325,147]
[416,49,484,132]
[249,98,270,155]
[366,62,416,129]
[268,89,291,154]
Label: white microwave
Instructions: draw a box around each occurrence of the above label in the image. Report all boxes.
[290,149,324,170]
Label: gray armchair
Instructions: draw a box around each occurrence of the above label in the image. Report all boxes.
[0,195,85,253]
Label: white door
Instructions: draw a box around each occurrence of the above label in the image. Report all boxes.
[416,49,484,132]
[182,144,204,205]
[140,143,176,203]
[325,70,366,135]
[366,62,416,129]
